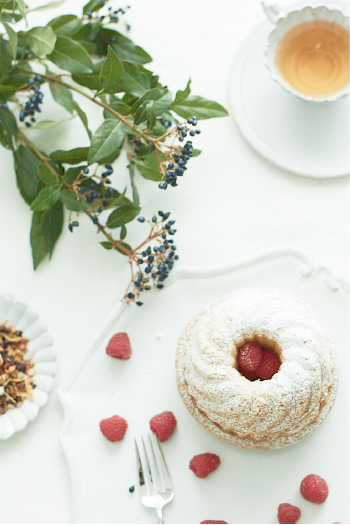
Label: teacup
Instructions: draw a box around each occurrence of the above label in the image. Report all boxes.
[262,2,350,102]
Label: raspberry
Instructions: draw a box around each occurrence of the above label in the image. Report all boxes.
[238,342,262,371]
[106,332,132,359]
[278,503,301,524]
[189,453,220,478]
[201,520,227,523]
[100,415,127,442]
[300,474,329,503]
[150,411,177,442]
[239,366,258,381]
[256,348,280,379]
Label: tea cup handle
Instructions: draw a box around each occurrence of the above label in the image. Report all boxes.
[261,1,284,24]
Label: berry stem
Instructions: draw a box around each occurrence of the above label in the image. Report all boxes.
[17,129,60,184]
[14,65,158,144]
[84,210,131,256]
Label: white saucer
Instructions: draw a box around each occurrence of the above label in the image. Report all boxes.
[229,1,350,178]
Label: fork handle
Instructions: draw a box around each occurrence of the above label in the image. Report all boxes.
[156,507,164,524]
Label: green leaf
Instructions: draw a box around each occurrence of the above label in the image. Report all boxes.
[30,200,63,269]
[30,184,62,212]
[99,45,124,94]
[72,72,102,91]
[112,60,151,97]
[133,100,157,128]
[1,62,31,89]
[0,1,23,23]
[83,0,100,14]
[134,150,166,182]
[128,163,139,207]
[49,81,74,113]
[100,241,113,250]
[107,205,141,228]
[173,78,191,106]
[161,110,177,125]
[0,106,17,149]
[88,118,124,165]
[67,99,92,139]
[28,0,68,13]
[37,163,57,186]
[120,225,127,239]
[48,14,82,36]
[48,36,93,74]
[94,28,151,64]
[60,189,88,211]
[2,22,18,59]
[145,102,156,130]
[14,144,41,204]
[15,0,26,22]
[31,211,50,270]
[50,147,89,164]
[0,35,12,82]
[133,100,150,125]
[171,95,229,120]
[71,22,100,44]
[134,161,162,182]
[122,93,138,106]
[31,116,74,129]
[75,39,96,55]
[26,26,56,56]
[103,99,131,119]
[131,88,172,117]
[0,84,17,97]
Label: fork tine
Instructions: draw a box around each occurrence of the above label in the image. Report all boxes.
[148,434,163,491]
[153,434,173,490]
[134,439,147,496]
[141,436,155,493]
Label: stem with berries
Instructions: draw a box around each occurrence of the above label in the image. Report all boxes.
[0,0,228,306]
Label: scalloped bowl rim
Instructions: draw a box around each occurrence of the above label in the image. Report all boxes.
[0,293,56,440]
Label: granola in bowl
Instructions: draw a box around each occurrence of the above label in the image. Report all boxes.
[0,324,36,415]
[0,292,56,440]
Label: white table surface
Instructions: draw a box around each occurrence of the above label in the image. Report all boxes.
[0,0,348,523]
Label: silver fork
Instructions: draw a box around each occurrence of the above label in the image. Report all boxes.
[135,434,174,524]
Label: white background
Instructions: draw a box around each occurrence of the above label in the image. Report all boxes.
[0,0,348,523]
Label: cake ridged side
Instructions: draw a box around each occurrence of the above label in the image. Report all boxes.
[175,288,338,450]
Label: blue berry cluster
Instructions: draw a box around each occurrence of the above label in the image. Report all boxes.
[19,76,44,128]
[86,3,130,26]
[158,117,172,129]
[158,117,201,190]
[133,137,142,153]
[68,221,79,232]
[159,140,194,190]
[125,211,179,305]
[68,163,114,231]
[177,117,200,142]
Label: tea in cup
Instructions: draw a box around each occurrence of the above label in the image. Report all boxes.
[263,3,350,102]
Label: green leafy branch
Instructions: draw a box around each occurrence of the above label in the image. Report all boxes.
[0,0,228,305]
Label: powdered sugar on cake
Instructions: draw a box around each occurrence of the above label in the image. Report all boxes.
[176,287,338,450]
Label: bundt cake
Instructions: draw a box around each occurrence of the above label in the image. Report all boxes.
[176,287,338,450]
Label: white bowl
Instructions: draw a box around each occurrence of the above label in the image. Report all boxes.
[264,5,350,102]
[0,293,56,440]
